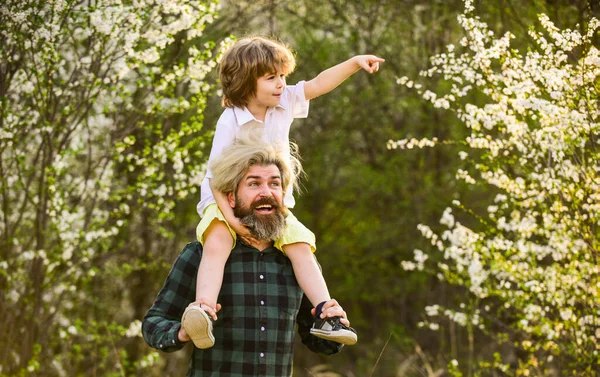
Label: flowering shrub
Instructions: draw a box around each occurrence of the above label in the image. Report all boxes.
[392,0,599,375]
[0,0,219,375]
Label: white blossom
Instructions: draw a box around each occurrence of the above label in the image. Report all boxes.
[394,0,599,369]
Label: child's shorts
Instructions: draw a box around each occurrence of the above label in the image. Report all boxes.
[196,203,316,253]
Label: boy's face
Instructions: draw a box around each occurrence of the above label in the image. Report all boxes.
[249,71,286,110]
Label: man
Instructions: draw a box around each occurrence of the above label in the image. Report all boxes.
[142,140,353,376]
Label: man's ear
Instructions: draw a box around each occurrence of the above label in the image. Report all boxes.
[227,192,235,208]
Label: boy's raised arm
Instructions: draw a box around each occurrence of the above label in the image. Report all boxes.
[303,55,384,101]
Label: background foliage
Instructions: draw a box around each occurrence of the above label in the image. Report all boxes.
[1,0,218,375]
[1,0,598,376]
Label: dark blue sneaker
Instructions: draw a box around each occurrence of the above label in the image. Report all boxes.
[310,316,357,345]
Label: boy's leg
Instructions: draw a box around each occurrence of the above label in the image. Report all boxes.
[196,220,233,311]
[183,220,233,349]
[283,242,357,345]
[283,242,330,305]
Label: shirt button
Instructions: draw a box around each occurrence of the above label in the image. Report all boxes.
[261,326,265,331]
[259,274,264,280]
[260,300,265,305]
[260,352,265,358]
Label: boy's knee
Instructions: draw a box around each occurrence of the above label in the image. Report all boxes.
[283,242,313,260]
[204,220,234,249]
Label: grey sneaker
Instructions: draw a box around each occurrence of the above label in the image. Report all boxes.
[310,316,358,345]
[181,306,215,349]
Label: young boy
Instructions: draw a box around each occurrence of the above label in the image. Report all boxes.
[183,36,384,349]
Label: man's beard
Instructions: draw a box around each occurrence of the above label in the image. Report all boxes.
[233,196,285,242]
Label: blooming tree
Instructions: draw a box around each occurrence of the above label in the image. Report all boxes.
[0,0,219,375]
[391,1,599,375]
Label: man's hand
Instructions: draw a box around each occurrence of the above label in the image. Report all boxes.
[187,297,222,320]
[178,299,222,342]
[354,55,385,74]
[310,298,350,327]
[178,324,192,342]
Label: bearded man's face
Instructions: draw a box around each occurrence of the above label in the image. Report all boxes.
[233,195,285,241]
[230,164,286,242]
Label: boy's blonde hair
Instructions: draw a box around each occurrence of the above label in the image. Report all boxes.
[219,36,296,108]
[210,135,303,197]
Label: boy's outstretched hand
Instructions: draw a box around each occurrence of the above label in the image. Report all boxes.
[354,55,385,74]
[304,54,385,100]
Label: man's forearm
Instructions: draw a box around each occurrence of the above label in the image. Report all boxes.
[142,242,199,353]
[296,295,344,355]
[142,313,187,353]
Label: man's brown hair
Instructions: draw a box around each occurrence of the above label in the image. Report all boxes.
[219,36,296,108]
[209,134,302,197]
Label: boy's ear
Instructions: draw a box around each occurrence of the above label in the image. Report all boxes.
[227,192,235,208]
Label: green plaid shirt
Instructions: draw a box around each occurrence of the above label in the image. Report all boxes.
[142,241,343,377]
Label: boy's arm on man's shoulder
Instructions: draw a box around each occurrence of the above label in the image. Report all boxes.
[303,55,385,101]
[142,242,201,353]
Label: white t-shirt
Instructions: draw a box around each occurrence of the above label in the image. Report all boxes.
[196,81,310,217]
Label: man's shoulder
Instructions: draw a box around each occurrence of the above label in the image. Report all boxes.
[182,240,201,250]
[178,240,256,260]
[178,241,255,258]
[178,241,202,260]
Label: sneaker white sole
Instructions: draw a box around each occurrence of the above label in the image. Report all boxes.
[182,306,215,349]
[310,328,358,345]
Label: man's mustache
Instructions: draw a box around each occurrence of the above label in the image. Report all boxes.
[250,197,281,211]
[235,195,286,242]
